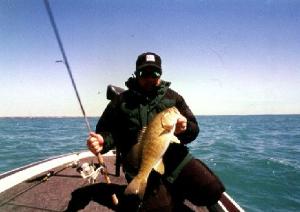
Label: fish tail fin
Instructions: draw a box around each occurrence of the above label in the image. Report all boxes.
[124,177,147,199]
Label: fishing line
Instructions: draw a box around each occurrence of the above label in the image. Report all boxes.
[43,0,91,132]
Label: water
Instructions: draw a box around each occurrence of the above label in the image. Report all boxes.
[0,115,299,211]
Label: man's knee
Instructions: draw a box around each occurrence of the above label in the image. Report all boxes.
[172,158,225,206]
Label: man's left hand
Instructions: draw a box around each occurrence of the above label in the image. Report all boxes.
[175,116,187,134]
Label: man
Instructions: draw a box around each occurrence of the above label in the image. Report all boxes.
[87,52,225,211]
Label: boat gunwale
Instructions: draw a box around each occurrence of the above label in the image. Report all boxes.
[0,150,115,194]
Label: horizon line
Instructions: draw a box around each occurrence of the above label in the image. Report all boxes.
[1,113,300,118]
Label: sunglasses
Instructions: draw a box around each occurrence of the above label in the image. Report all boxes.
[138,70,161,78]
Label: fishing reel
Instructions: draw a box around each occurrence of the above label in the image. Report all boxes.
[70,160,106,184]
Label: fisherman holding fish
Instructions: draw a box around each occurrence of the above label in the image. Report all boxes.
[87,52,225,211]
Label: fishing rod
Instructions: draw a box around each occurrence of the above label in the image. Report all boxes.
[43,0,118,205]
[43,0,91,132]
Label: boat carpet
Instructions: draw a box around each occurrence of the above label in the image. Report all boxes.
[0,155,207,212]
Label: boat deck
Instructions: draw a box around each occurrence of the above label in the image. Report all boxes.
[0,155,124,211]
[0,154,208,211]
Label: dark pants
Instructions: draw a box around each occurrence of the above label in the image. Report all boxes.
[168,158,225,207]
[119,158,225,211]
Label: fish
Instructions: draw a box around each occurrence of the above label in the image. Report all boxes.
[124,106,184,199]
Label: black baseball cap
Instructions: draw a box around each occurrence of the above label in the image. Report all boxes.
[135,52,162,77]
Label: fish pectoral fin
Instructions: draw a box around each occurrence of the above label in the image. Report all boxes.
[153,159,165,174]
[170,135,181,144]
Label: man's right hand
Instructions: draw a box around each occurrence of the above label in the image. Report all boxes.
[87,132,104,155]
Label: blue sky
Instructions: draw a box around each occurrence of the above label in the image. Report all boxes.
[1,0,300,116]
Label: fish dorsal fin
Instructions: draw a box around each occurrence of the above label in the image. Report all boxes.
[125,127,147,170]
[161,110,177,131]
[137,126,147,143]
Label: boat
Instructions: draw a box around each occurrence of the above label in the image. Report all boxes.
[0,150,244,212]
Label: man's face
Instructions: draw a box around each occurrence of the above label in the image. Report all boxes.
[136,67,161,92]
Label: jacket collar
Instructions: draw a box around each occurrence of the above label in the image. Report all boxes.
[125,77,170,99]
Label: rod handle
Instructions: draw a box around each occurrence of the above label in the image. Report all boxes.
[97,152,119,205]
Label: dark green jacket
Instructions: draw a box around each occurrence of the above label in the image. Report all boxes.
[96,77,199,175]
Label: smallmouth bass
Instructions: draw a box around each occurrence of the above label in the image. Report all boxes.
[124,106,184,199]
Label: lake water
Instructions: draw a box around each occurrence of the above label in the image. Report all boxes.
[0,115,299,211]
